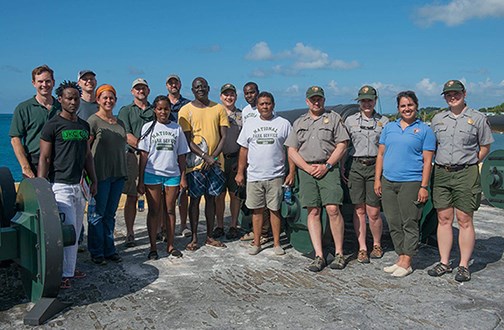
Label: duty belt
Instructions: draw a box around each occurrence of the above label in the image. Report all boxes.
[436,163,477,172]
[224,151,239,159]
[353,157,376,166]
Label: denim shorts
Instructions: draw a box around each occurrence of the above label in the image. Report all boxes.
[144,171,181,187]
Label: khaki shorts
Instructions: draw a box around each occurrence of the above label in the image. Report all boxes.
[123,151,139,196]
[347,159,380,207]
[432,164,481,213]
[298,167,343,208]
[245,177,283,211]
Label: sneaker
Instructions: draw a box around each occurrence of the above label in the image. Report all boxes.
[273,245,286,255]
[357,250,370,264]
[105,253,122,263]
[370,245,383,259]
[455,266,471,282]
[226,227,241,239]
[125,235,136,248]
[212,227,225,239]
[60,278,71,289]
[384,264,399,273]
[147,251,159,260]
[329,253,346,269]
[91,256,107,265]
[72,270,86,279]
[391,266,413,278]
[308,256,326,272]
[248,245,261,255]
[427,262,452,277]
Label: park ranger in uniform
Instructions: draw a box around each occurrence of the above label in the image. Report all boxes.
[428,80,494,282]
[285,86,349,272]
[344,85,389,264]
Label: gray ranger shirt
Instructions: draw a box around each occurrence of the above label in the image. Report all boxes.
[344,111,389,157]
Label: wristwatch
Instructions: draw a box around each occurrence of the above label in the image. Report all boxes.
[420,185,428,190]
[325,163,333,170]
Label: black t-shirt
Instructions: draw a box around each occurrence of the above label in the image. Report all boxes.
[40,115,90,184]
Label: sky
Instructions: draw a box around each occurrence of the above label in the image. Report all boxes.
[1,0,504,114]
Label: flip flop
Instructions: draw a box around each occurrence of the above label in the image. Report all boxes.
[186,242,200,251]
[205,238,227,248]
[168,249,183,258]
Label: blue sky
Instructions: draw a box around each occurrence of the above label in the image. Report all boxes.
[1,0,503,114]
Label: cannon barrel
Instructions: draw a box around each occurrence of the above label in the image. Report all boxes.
[0,167,75,325]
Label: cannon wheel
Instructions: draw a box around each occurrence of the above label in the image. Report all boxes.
[481,150,504,209]
[11,177,70,324]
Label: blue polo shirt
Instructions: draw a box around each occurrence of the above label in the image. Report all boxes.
[379,119,436,182]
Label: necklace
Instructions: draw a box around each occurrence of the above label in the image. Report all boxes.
[97,113,116,124]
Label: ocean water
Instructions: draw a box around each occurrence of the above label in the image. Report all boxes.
[1,113,504,182]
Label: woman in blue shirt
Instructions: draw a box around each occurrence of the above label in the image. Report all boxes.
[374,91,436,277]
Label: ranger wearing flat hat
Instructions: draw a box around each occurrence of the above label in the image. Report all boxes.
[344,85,389,264]
[285,85,349,272]
[117,78,154,248]
[428,79,494,282]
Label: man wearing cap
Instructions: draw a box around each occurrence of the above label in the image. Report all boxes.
[166,74,191,237]
[178,77,229,250]
[214,83,243,240]
[428,80,494,282]
[118,78,154,247]
[285,86,349,272]
[76,70,98,120]
[10,64,61,178]
[343,85,388,263]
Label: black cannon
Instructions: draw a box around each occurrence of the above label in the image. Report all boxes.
[0,167,76,325]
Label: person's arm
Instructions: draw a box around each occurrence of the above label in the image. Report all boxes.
[11,137,34,178]
[137,150,148,195]
[418,150,434,203]
[284,152,296,186]
[374,144,385,197]
[287,147,314,175]
[310,141,348,179]
[37,139,52,179]
[178,154,188,190]
[84,142,98,196]
[126,133,139,149]
[235,146,248,187]
[478,144,491,163]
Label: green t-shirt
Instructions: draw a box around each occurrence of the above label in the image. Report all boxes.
[9,96,61,156]
[87,114,128,182]
[117,102,154,139]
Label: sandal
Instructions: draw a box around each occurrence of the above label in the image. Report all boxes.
[147,251,159,260]
[240,232,254,241]
[427,262,452,277]
[73,270,86,279]
[226,227,241,240]
[186,242,200,251]
[205,238,227,248]
[168,249,183,258]
[212,227,225,238]
[60,278,71,289]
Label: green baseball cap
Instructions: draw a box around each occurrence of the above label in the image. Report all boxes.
[220,83,236,94]
[441,80,465,94]
[306,86,325,98]
[356,85,377,100]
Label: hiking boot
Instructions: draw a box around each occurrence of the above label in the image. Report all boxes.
[329,253,346,269]
[370,245,383,259]
[455,266,471,282]
[357,250,370,264]
[308,256,326,272]
[427,262,452,277]
[212,227,225,239]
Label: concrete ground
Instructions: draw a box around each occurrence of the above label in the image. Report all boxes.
[1,203,503,329]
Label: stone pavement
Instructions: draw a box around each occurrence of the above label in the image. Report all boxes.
[1,204,503,329]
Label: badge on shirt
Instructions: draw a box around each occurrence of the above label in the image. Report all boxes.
[467,118,474,125]
[377,121,383,127]
[413,128,420,134]
[323,117,329,124]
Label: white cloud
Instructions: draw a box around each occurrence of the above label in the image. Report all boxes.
[246,42,273,60]
[416,78,439,96]
[415,0,504,26]
[499,80,504,87]
[285,84,300,95]
[250,69,268,78]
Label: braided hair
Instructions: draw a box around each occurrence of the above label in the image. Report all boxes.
[55,80,82,97]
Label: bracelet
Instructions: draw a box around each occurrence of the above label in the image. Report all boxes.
[420,185,428,190]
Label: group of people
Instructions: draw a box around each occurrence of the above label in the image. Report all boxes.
[9,64,493,289]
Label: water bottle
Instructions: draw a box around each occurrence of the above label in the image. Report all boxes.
[88,197,98,225]
[283,185,292,204]
[138,195,145,212]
